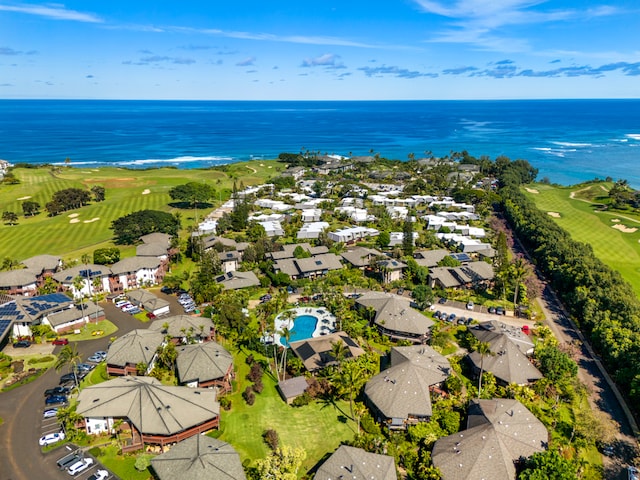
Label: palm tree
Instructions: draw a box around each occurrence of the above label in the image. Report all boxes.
[475,341,494,398]
[55,344,82,386]
[330,340,348,371]
[72,276,87,324]
[57,404,84,440]
[279,327,291,380]
[510,257,529,309]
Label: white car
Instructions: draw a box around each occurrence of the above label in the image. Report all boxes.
[87,470,109,480]
[39,431,65,446]
[67,457,94,476]
[43,408,59,419]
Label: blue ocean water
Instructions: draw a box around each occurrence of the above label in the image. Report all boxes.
[1,99,639,186]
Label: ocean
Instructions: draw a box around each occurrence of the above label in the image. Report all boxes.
[1,99,639,186]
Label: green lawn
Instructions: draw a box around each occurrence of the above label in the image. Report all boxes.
[524,183,640,296]
[217,348,356,476]
[60,319,118,341]
[0,161,284,262]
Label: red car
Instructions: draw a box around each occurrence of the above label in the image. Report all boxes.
[52,338,69,345]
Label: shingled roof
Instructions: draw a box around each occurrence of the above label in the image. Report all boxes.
[106,329,164,367]
[176,341,233,385]
[76,376,219,436]
[432,399,547,480]
[314,445,397,480]
[151,434,246,480]
[467,334,542,386]
[356,291,434,336]
[365,345,451,421]
[149,315,214,339]
[289,331,365,372]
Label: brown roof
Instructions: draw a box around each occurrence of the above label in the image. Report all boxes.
[289,331,365,372]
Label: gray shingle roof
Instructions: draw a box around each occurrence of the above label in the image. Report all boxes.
[289,331,365,371]
[151,434,246,480]
[106,329,164,367]
[76,376,219,436]
[53,264,111,283]
[365,345,451,420]
[136,243,169,257]
[277,376,309,400]
[21,254,61,272]
[340,246,384,268]
[127,289,169,311]
[467,334,542,385]
[432,399,547,480]
[149,315,214,339]
[110,256,161,275]
[0,269,37,288]
[216,270,260,290]
[356,292,434,336]
[314,445,397,480]
[176,341,233,385]
[413,249,450,268]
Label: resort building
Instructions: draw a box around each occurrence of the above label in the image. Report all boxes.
[328,226,379,244]
[52,263,111,299]
[20,254,62,287]
[314,445,397,480]
[109,256,167,292]
[273,253,343,280]
[340,246,384,269]
[215,270,261,290]
[151,435,246,480]
[106,329,165,376]
[365,345,451,430]
[126,289,170,317]
[0,293,74,341]
[356,291,434,343]
[432,399,547,480]
[289,331,365,372]
[175,341,234,392]
[297,221,330,240]
[76,376,220,453]
[0,270,38,297]
[428,261,495,290]
[148,315,215,343]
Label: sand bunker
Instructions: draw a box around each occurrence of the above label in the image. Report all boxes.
[260,163,265,167]
[547,212,561,218]
[69,218,80,224]
[83,217,100,223]
[17,196,32,201]
[611,218,621,223]
[612,224,637,233]
[68,213,79,218]
[141,189,151,195]
[267,166,272,169]
[525,188,539,194]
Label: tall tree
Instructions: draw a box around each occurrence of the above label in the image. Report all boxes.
[2,211,18,225]
[402,212,415,256]
[55,344,82,386]
[475,341,494,398]
[509,257,529,308]
[21,200,40,217]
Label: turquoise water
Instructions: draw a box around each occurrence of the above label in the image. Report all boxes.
[2,99,640,186]
[280,314,318,347]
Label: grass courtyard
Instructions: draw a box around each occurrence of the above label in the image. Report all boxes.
[216,347,357,476]
[524,182,640,296]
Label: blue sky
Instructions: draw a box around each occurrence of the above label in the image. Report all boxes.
[1,1,639,100]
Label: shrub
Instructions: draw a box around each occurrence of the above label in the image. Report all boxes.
[247,362,264,383]
[262,429,279,450]
[360,413,381,435]
[243,386,255,406]
[246,354,254,365]
[88,447,102,457]
[134,454,152,472]
[291,392,311,407]
[219,396,232,411]
[252,379,264,394]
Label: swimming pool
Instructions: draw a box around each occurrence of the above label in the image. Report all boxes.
[279,315,318,347]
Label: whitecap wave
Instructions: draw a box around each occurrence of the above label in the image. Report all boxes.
[625,134,640,141]
[115,155,234,166]
[551,141,592,147]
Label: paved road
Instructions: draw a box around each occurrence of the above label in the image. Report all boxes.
[0,299,151,480]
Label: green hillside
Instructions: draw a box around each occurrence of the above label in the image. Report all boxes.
[0,161,284,262]
[524,182,640,296]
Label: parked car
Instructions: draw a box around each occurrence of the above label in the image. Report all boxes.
[447,313,457,322]
[76,363,95,372]
[87,354,103,363]
[52,338,69,345]
[146,312,156,319]
[43,408,59,419]
[466,301,474,310]
[496,307,505,315]
[45,386,70,397]
[57,451,82,470]
[396,288,404,296]
[457,317,466,325]
[160,286,174,294]
[45,395,68,405]
[438,297,447,304]
[59,373,77,384]
[67,457,94,476]
[628,466,639,480]
[184,305,196,313]
[114,301,128,308]
[39,431,65,446]
[13,340,30,348]
[434,310,441,319]
[488,306,497,314]
[87,469,109,480]
[95,351,107,360]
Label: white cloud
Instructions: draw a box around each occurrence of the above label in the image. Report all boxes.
[301,53,343,67]
[236,56,256,67]
[0,3,102,23]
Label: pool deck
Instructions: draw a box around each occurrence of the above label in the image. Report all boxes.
[273,307,337,346]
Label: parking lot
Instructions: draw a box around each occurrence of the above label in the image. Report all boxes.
[44,443,114,480]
